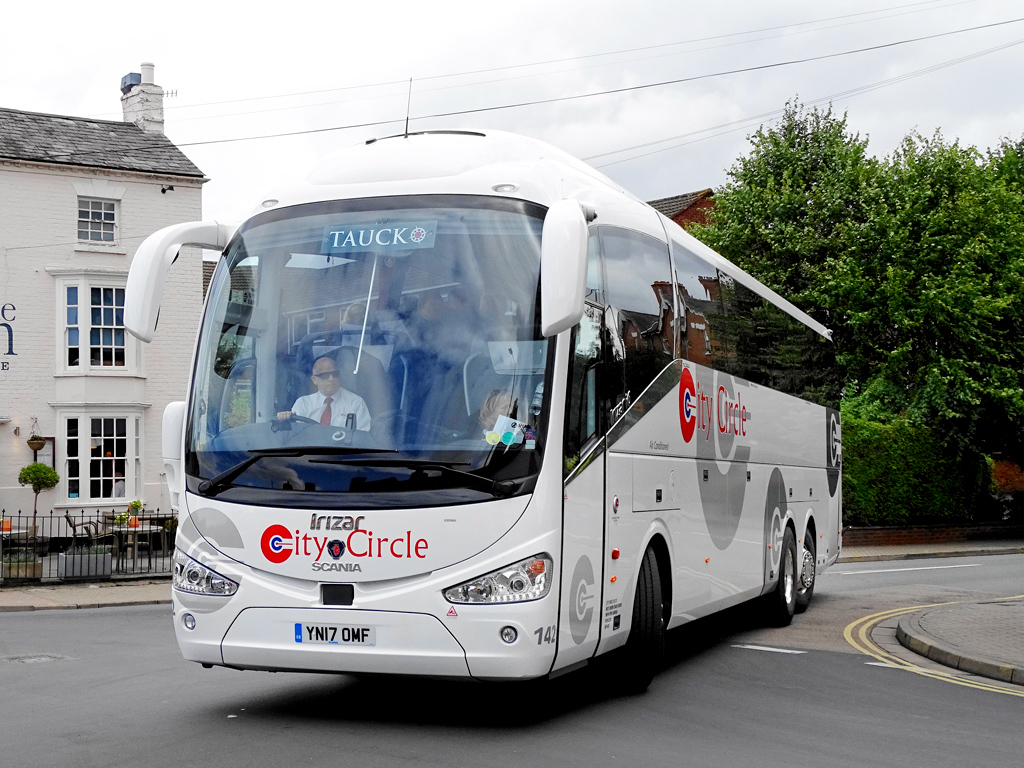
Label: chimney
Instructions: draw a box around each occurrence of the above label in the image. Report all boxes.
[120,61,164,134]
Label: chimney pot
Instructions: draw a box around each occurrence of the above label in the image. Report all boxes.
[121,62,164,134]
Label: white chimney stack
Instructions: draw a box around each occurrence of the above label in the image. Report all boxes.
[121,62,164,135]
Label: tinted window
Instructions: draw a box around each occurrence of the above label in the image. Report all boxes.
[670,235,837,407]
[600,227,674,416]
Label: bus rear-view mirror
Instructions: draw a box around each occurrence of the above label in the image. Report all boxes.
[540,199,588,337]
[125,220,237,343]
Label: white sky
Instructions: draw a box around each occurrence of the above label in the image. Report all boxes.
[2,0,1022,223]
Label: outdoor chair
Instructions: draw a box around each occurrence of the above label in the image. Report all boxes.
[65,513,118,556]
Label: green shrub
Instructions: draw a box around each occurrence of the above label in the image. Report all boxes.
[842,415,993,526]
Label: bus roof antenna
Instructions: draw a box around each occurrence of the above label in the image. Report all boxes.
[404,78,413,138]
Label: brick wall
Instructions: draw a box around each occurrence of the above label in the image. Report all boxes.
[671,197,715,229]
[843,523,1024,547]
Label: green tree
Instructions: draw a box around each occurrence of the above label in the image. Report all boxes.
[860,132,1024,460]
[689,100,881,401]
[692,105,1024,464]
[17,462,60,535]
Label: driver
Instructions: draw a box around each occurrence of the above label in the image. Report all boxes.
[277,354,371,430]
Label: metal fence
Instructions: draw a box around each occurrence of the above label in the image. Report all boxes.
[1,509,175,584]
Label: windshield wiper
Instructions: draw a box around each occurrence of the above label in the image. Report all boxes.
[197,447,398,498]
[310,458,520,497]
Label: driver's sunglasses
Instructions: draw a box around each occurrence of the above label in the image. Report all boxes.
[312,370,340,380]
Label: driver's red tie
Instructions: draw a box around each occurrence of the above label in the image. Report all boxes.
[320,397,333,425]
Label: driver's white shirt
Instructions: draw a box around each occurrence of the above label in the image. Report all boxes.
[290,388,371,431]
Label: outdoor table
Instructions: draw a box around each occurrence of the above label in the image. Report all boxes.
[108,524,164,572]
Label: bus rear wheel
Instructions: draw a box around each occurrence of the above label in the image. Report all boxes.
[622,546,665,693]
[765,527,797,627]
[795,534,816,614]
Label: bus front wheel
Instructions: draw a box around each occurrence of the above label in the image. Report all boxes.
[622,546,665,692]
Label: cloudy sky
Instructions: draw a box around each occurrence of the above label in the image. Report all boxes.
[2,0,1022,222]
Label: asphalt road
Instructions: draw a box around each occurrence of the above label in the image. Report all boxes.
[2,554,1022,768]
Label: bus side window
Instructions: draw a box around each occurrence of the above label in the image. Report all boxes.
[669,236,722,368]
[564,305,603,478]
[600,227,674,422]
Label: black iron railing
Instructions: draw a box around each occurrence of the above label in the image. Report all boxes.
[1,509,175,584]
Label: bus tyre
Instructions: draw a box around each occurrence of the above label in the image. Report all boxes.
[765,527,797,627]
[795,534,816,614]
[623,547,665,693]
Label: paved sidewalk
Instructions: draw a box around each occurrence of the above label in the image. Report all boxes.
[0,578,170,612]
[896,598,1024,685]
[838,538,1024,563]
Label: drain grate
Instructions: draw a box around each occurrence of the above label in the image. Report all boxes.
[2,654,72,664]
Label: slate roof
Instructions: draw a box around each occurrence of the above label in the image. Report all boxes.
[647,189,713,218]
[0,107,204,178]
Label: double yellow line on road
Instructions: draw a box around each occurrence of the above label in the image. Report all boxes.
[843,596,1024,698]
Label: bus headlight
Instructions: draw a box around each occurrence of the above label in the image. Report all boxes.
[444,554,552,604]
[173,550,239,596]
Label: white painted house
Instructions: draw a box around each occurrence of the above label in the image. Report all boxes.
[0,64,206,519]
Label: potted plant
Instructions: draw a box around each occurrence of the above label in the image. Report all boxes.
[127,499,143,527]
[26,434,46,451]
[58,544,113,579]
[17,462,60,542]
[1,551,43,581]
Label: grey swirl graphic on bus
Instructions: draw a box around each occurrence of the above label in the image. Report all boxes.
[695,368,750,550]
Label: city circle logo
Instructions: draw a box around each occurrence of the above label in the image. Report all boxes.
[261,525,293,564]
[679,367,697,443]
[829,412,842,467]
[569,556,595,645]
[410,226,427,243]
[327,539,345,560]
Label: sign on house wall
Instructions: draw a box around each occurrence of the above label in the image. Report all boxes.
[1,300,14,370]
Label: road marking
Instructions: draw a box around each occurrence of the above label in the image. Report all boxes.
[732,644,806,654]
[832,564,980,575]
[865,661,900,668]
[843,595,1024,698]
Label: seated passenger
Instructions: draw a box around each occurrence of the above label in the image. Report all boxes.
[277,354,371,430]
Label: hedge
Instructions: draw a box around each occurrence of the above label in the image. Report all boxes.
[841,415,993,526]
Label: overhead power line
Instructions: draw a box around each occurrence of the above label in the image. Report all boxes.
[44,15,1024,163]
[588,36,1024,168]
[85,0,968,120]
[163,0,977,126]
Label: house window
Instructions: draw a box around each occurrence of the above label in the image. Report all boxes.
[78,198,117,243]
[67,418,81,498]
[54,271,136,375]
[89,287,125,366]
[66,286,80,366]
[63,414,141,501]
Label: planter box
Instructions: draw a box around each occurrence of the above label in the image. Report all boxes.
[1,561,42,580]
[57,552,113,579]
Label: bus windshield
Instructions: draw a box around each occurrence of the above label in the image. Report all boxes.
[186,195,551,508]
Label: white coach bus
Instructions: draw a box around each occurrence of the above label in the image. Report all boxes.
[125,130,842,689]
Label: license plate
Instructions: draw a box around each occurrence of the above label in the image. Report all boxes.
[294,623,375,646]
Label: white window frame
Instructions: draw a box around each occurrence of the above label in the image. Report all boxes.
[50,269,140,376]
[72,180,126,254]
[77,197,119,245]
[57,409,145,508]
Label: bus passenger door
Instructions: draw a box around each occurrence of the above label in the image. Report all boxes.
[554,301,606,672]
